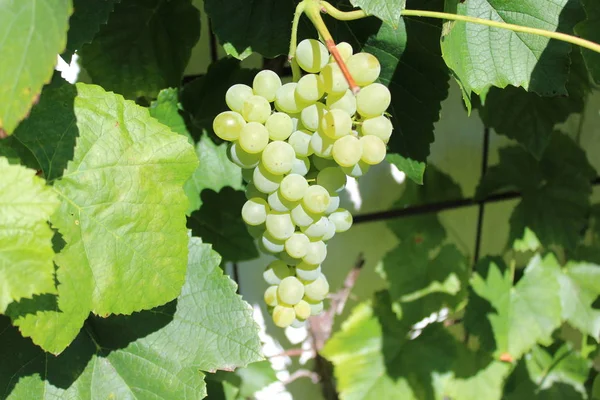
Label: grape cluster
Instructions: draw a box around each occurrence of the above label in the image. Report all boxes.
[212,39,392,328]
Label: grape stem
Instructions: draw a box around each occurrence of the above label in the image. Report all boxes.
[289,2,306,82]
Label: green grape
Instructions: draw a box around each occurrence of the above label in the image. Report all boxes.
[291,203,319,228]
[307,300,324,316]
[361,115,393,143]
[360,135,386,165]
[265,112,293,141]
[278,251,301,266]
[295,39,329,73]
[290,319,306,328]
[303,240,327,265]
[242,167,253,183]
[266,211,295,240]
[277,276,305,305]
[295,261,321,281]
[346,52,380,86]
[247,223,265,240]
[302,216,329,240]
[275,83,306,114]
[226,84,253,113]
[300,102,328,132]
[303,185,330,214]
[285,232,310,259]
[262,141,296,175]
[329,41,353,63]
[321,109,352,139]
[294,300,312,320]
[264,285,279,307]
[229,142,260,169]
[253,164,283,194]
[263,260,292,285]
[303,273,329,302]
[325,193,340,215]
[295,73,325,104]
[311,155,337,171]
[241,95,271,123]
[288,129,314,157]
[317,167,346,193]
[310,130,335,158]
[213,111,245,141]
[320,62,349,94]
[242,197,270,226]
[291,156,311,176]
[268,190,297,212]
[322,218,336,241]
[272,305,296,328]
[280,174,309,202]
[329,208,353,232]
[261,232,285,253]
[253,69,282,102]
[356,83,391,118]
[325,89,356,117]
[341,161,370,178]
[239,121,269,154]
[332,135,362,167]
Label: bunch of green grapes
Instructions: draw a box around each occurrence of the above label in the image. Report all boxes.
[212,38,392,328]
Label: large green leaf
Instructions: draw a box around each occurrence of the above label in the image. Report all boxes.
[575,0,600,84]
[12,83,198,354]
[350,0,406,27]
[79,0,200,100]
[149,88,193,142]
[470,254,563,360]
[441,0,583,109]
[0,0,72,136]
[0,158,59,313]
[0,238,263,399]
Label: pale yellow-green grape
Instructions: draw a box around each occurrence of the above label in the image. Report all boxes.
[329,41,353,63]
[242,95,272,123]
[278,251,301,266]
[294,300,312,320]
[239,121,269,154]
[329,208,353,232]
[300,102,328,132]
[325,193,340,215]
[361,115,393,143]
[266,211,295,240]
[288,129,314,157]
[226,84,253,113]
[213,111,245,141]
[302,216,329,240]
[356,83,391,118]
[322,218,336,241]
[291,203,319,228]
[261,232,285,253]
[263,260,292,285]
[317,167,347,193]
[303,273,329,302]
[265,112,294,141]
[307,300,324,316]
[303,240,327,265]
[341,161,371,178]
[280,174,309,202]
[346,52,381,86]
[320,62,349,94]
[275,83,306,114]
[295,38,329,73]
[291,156,311,176]
[262,141,296,175]
[273,305,296,328]
[303,185,331,214]
[310,130,335,158]
[360,135,387,165]
[229,142,260,168]
[247,224,265,239]
[322,109,352,139]
[264,285,279,307]
[325,89,357,117]
[253,164,283,194]
[277,276,305,305]
[311,155,337,171]
[332,135,363,167]
[245,183,267,200]
[268,190,297,212]
[285,232,310,258]
[253,69,282,101]
[242,198,270,225]
[295,73,325,104]
[291,319,306,328]
[295,261,321,281]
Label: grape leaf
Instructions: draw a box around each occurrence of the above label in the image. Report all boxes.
[0,238,263,399]
[0,158,59,313]
[79,0,200,100]
[0,0,71,136]
[575,0,600,84]
[11,77,78,181]
[470,254,563,360]
[188,188,258,263]
[350,0,406,27]
[149,88,193,142]
[62,0,118,60]
[441,0,584,109]
[12,83,198,354]
[476,132,595,250]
